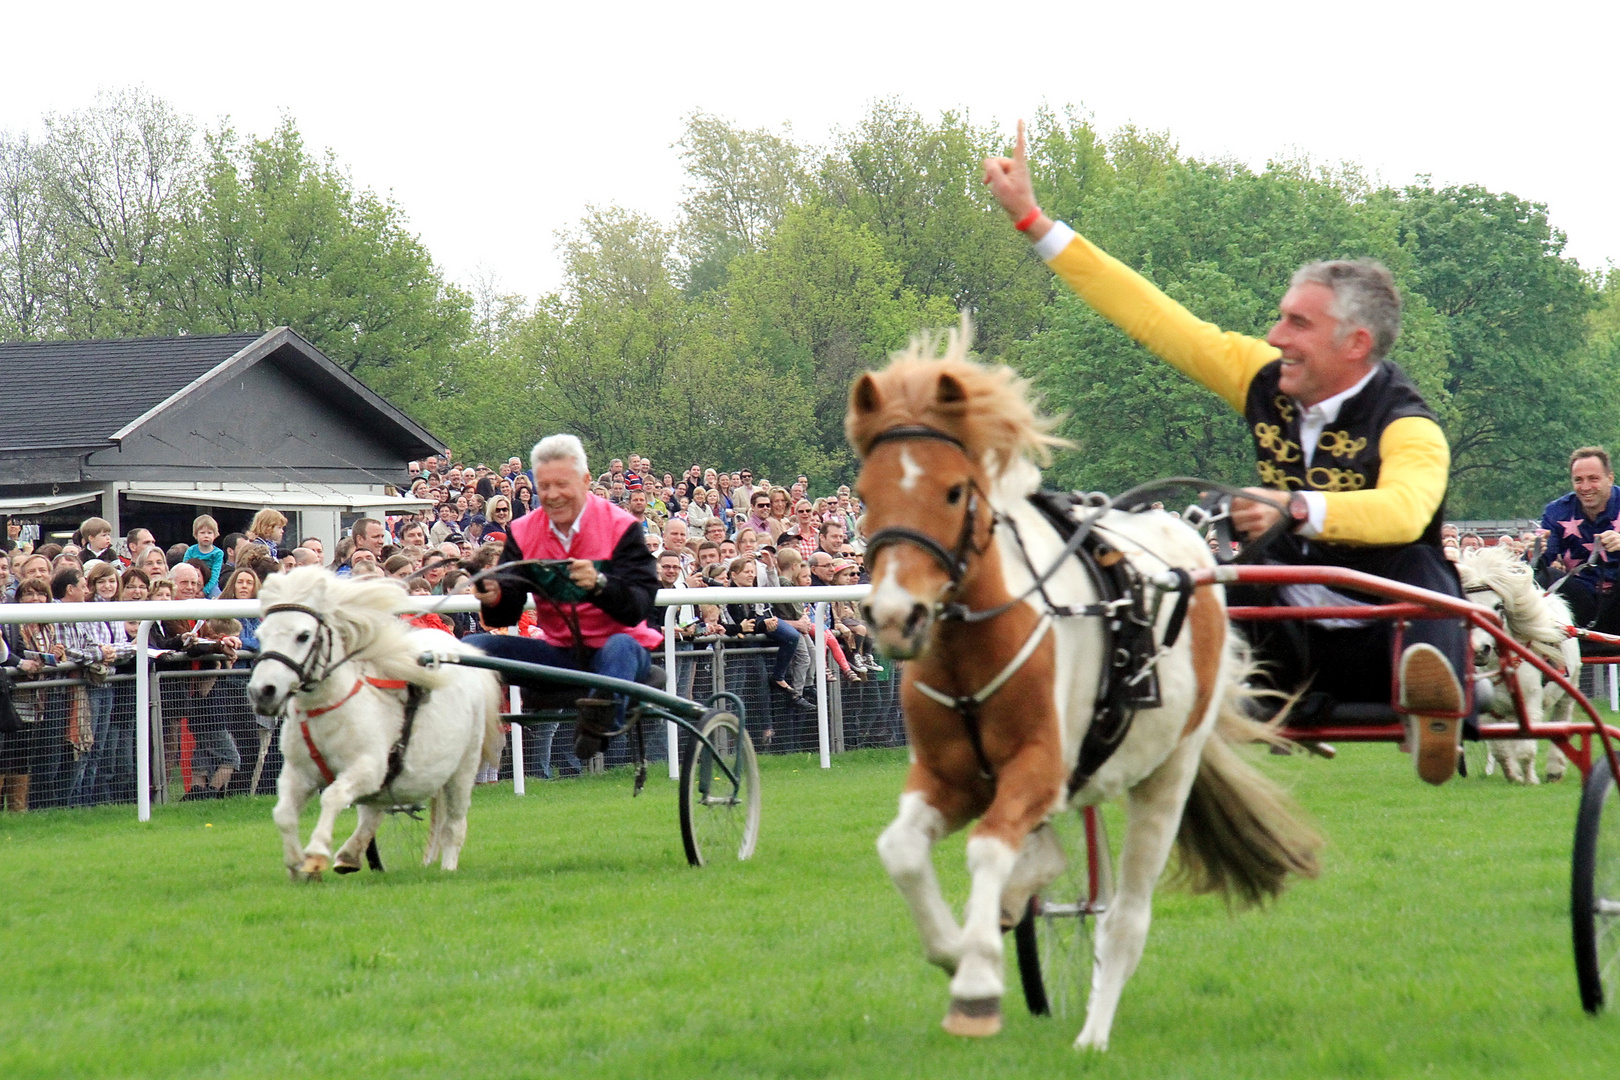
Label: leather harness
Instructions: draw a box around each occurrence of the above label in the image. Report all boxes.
[253,603,429,794]
[862,426,1196,796]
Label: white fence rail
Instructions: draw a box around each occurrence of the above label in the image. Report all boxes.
[0,585,875,821]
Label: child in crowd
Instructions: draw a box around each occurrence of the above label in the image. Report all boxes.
[403,578,454,635]
[185,515,224,596]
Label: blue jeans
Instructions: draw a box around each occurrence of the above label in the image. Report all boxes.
[69,686,114,807]
[464,633,652,729]
[760,622,801,685]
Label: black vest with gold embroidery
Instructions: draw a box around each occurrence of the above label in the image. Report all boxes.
[1244,360,1445,571]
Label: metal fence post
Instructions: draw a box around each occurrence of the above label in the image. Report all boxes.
[509,685,524,795]
[664,605,679,780]
[135,621,152,822]
[813,602,830,768]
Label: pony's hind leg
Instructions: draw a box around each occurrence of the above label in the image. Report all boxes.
[1000,819,1067,928]
[877,783,973,975]
[335,805,383,873]
[435,778,475,871]
[422,795,445,867]
[1077,734,1203,1052]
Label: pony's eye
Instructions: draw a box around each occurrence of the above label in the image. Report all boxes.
[946,484,965,505]
[296,631,311,644]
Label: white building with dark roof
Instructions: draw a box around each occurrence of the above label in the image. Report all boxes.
[0,327,441,552]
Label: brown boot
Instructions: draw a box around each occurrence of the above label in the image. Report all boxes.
[572,698,619,760]
[1400,643,1464,786]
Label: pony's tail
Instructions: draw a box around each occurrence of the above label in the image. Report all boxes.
[1172,681,1324,907]
[479,673,506,771]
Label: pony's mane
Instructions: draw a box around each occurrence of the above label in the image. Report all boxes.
[258,566,451,688]
[845,316,1068,475]
[1458,545,1571,646]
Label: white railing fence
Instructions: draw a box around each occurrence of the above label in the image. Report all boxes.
[0,585,875,821]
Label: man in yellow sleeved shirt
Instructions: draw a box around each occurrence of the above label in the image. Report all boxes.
[984,122,1468,785]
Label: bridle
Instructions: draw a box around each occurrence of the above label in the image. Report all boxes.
[250,603,342,694]
[860,425,991,608]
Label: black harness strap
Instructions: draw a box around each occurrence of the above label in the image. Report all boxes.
[382,684,427,792]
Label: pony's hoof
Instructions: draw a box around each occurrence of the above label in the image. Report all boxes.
[300,853,330,878]
[941,997,1002,1038]
[1548,771,1566,783]
[333,861,361,875]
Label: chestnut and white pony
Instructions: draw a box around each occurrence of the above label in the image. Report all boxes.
[848,325,1322,1051]
[1458,545,1575,783]
[248,567,504,880]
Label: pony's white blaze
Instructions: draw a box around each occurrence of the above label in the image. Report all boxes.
[899,447,924,491]
[867,560,928,656]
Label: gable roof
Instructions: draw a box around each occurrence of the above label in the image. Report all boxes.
[0,328,442,456]
[0,332,262,450]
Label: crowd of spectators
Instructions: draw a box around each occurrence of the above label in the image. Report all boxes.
[0,448,887,812]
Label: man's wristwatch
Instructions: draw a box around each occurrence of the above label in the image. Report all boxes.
[1285,492,1310,532]
[590,571,608,595]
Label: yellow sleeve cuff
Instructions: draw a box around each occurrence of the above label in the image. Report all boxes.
[1316,416,1450,545]
[1044,228,1280,413]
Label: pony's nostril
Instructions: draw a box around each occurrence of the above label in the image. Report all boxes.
[905,603,929,636]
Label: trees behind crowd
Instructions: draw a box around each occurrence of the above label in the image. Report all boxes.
[3,91,1615,517]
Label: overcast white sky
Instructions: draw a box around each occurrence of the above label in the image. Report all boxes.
[4,1,1614,301]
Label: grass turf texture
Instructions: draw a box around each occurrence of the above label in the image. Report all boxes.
[0,743,1613,1079]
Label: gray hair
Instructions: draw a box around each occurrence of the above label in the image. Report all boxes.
[1289,259,1402,362]
[530,434,589,477]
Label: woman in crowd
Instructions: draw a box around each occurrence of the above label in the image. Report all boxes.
[382,554,416,580]
[685,487,713,532]
[220,568,262,653]
[831,559,882,675]
[136,545,169,581]
[512,477,535,516]
[766,487,793,543]
[486,496,515,534]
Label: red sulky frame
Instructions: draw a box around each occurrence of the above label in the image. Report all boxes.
[1193,563,1620,783]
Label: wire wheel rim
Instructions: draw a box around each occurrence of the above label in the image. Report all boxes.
[1018,806,1112,1019]
[681,712,760,866]
[1574,757,1620,1012]
[372,802,429,872]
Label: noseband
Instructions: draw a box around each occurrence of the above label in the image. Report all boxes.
[250,603,337,693]
[861,426,989,594]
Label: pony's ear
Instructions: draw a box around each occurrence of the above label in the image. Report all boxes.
[936,372,968,405]
[851,373,882,416]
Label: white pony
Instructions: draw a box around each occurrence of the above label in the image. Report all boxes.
[1457,545,1576,783]
[248,567,505,880]
[848,334,1322,1051]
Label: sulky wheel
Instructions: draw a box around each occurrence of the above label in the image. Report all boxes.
[367,802,430,873]
[679,710,761,867]
[1573,755,1620,1013]
[1015,804,1114,1018]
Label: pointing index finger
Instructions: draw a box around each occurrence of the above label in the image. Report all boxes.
[1015,118,1026,164]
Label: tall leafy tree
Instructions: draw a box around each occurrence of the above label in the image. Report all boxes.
[677,112,809,295]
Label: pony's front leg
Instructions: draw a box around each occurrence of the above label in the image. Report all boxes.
[877,777,977,974]
[273,764,320,880]
[945,752,1062,1038]
[1077,733,1202,1053]
[301,764,383,878]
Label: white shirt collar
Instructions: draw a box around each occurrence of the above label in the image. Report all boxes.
[1299,364,1379,424]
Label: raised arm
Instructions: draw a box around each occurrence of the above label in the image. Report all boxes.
[984,120,1277,411]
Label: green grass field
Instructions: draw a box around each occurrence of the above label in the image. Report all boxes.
[1,743,1613,1079]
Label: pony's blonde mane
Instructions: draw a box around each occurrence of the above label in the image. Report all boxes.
[845,316,1068,475]
[1458,545,1571,647]
[258,567,453,688]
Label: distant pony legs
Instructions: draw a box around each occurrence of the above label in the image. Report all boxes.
[1077,734,1203,1052]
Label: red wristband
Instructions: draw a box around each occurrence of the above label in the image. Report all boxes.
[1013,207,1041,232]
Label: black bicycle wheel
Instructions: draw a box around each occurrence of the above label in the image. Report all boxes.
[679,711,760,867]
[1015,805,1113,1018]
[1573,754,1619,1013]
